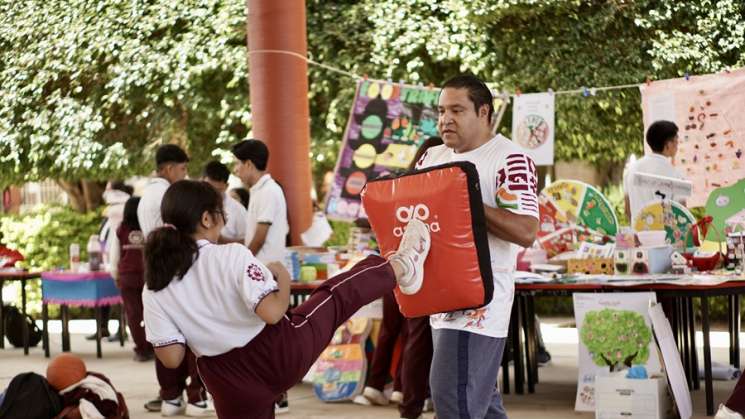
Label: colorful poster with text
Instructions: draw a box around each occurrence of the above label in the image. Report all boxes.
[325,81,440,221]
[640,68,745,207]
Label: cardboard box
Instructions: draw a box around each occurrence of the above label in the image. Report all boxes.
[595,376,670,419]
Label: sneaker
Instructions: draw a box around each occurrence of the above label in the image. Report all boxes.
[361,386,388,405]
[186,399,215,417]
[390,218,431,295]
[390,390,403,404]
[274,399,289,415]
[161,397,186,416]
[107,330,128,342]
[423,397,434,412]
[133,351,155,362]
[537,347,552,366]
[716,404,744,419]
[85,330,110,341]
[352,394,372,406]
[144,396,162,412]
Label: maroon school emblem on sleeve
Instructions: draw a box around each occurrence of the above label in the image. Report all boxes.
[247,264,265,282]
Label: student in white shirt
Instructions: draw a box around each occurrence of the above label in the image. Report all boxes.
[136,144,212,416]
[137,144,189,237]
[202,160,247,243]
[231,139,289,264]
[623,120,686,222]
[142,180,431,419]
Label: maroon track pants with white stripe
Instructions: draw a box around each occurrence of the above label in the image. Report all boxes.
[197,255,397,419]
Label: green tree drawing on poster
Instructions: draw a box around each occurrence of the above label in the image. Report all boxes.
[580,308,652,372]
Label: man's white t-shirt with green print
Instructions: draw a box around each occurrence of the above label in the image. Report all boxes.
[415,134,539,338]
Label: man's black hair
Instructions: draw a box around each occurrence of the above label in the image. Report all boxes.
[646,120,679,153]
[232,139,269,171]
[155,144,189,168]
[202,161,230,184]
[441,74,494,121]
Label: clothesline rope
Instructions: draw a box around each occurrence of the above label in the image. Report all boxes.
[248,48,645,96]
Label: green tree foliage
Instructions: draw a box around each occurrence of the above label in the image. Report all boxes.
[1,0,743,194]
[0,0,250,189]
[580,308,652,371]
[0,205,101,271]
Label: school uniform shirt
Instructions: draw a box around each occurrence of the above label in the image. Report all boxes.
[221,194,248,242]
[623,153,685,221]
[114,224,145,288]
[245,174,289,264]
[415,135,539,338]
[142,240,278,357]
[137,177,170,237]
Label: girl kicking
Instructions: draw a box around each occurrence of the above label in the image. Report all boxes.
[142,180,430,418]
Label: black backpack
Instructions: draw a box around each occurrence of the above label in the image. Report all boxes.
[0,372,62,418]
[3,305,42,348]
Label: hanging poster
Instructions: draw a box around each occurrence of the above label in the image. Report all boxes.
[573,292,662,412]
[325,81,440,221]
[640,68,745,206]
[511,92,555,165]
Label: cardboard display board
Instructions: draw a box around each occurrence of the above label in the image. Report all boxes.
[572,292,662,412]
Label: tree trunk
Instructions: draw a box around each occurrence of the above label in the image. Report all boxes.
[56,180,106,212]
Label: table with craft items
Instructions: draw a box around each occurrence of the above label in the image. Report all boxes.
[514,279,745,416]
[291,278,745,416]
[41,271,125,359]
[0,270,41,355]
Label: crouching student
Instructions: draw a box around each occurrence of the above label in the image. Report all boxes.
[142,180,431,419]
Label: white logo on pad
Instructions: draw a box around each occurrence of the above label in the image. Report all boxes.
[393,204,440,237]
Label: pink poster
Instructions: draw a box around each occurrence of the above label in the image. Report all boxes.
[640,68,745,207]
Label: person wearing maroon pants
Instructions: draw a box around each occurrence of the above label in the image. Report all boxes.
[717,372,745,418]
[110,197,153,361]
[141,180,431,419]
[398,316,433,419]
[356,291,406,405]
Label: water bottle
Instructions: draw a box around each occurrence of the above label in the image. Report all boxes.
[87,235,103,272]
[69,243,80,272]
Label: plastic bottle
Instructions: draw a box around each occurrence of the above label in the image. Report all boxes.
[87,235,103,272]
[69,243,80,272]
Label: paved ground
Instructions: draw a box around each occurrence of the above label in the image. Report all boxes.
[0,319,739,418]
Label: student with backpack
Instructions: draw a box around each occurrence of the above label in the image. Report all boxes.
[143,180,431,418]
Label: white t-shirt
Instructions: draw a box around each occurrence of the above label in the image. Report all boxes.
[222,194,248,241]
[245,174,289,264]
[142,240,278,357]
[416,135,539,338]
[137,177,170,237]
[623,153,685,220]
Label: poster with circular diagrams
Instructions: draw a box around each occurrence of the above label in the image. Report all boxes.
[325,80,440,221]
[512,92,555,165]
[633,199,697,249]
[537,180,618,256]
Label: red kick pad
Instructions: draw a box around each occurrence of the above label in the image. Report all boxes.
[361,162,493,317]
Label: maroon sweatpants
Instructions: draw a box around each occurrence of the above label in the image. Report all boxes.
[197,255,397,419]
[399,316,433,419]
[366,291,405,391]
[119,285,152,356]
[156,348,206,403]
[726,370,745,414]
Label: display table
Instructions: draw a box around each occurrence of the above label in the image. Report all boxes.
[41,271,124,358]
[291,276,745,416]
[0,270,41,354]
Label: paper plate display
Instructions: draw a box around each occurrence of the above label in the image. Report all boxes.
[705,178,745,235]
[633,199,696,249]
[537,180,618,256]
